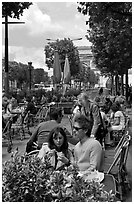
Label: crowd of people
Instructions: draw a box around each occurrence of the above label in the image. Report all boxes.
[2,86,129,176]
[23,87,129,180]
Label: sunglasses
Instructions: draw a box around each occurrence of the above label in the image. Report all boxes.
[73,126,83,131]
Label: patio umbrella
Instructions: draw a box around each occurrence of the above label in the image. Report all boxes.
[53,50,61,84]
[63,54,71,95]
[63,54,71,84]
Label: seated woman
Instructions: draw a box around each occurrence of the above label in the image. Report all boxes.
[6,98,13,114]
[24,96,37,115]
[108,103,125,132]
[38,126,74,170]
[73,114,103,174]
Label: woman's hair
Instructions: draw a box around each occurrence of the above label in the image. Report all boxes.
[74,114,92,137]
[48,126,68,154]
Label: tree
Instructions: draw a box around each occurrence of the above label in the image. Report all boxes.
[33,68,49,84]
[2,60,33,89]
[8,61,19,82]
[74,62,99,89]
[45,38,81,77]
[77,2,132,94]
[2,2,32,19]
[18,62,32,89]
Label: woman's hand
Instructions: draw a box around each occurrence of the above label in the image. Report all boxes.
[57,153,69,164]
[48,150,56,157]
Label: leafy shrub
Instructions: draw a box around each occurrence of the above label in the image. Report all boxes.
[2,153,115,202]
[65,88,81,97]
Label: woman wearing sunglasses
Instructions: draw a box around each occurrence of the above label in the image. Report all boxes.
[38,126,74,170]
[73,114,103,174]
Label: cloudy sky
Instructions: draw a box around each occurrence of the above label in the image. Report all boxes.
[2,1,90,76]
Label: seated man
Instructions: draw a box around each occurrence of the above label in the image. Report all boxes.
[73,114,103,173]
[24,96,37,115]
[26,108,78,153]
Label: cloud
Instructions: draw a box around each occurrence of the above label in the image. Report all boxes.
[8,3,63,37]
[75,13,81,19]
[66,2,77,8]
[5,45,46,69]
[2,2,90,74]
[19,3,63,36]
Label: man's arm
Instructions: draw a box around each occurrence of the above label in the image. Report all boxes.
[86,143,102,172]
[91,104,101,136]
[26,127,39,153]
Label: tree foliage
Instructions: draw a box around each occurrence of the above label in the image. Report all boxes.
[2,60,50,89]
[77,2,132,76]
[76,63,99,87]
[34,68,49,84]
[2,2,32,19]
[7,61,30,88]
[45,38,81,77]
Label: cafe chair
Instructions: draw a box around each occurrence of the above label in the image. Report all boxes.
[11,113,26,141]
[33,105,50,126]
[2,117,13,153]
[104,132,131,201]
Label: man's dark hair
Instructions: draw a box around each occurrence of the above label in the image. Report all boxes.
[50,108,62,120]
[98,87,103,95]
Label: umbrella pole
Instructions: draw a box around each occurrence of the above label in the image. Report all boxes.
[62,70,64,96]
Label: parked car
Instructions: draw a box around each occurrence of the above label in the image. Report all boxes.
[33,84,46,90]
[45,85,53,92]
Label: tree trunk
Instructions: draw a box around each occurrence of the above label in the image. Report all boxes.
[115,74,119,95]
[111,75,114,95]
[121,74,124,95]
[125,69,128,101]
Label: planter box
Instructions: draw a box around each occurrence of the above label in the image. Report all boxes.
[50,102,74,114]
[58,102,74,114]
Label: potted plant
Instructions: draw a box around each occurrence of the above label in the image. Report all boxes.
[2,152,115,202]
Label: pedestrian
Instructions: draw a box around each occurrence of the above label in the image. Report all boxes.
[2,93,9,113]
[38,126,74,170]
[74,92,101,139]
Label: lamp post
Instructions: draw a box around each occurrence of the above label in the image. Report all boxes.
[2,9,25,95]
[28,62,32,90]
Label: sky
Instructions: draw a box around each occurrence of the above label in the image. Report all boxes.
[2,1,90,76]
